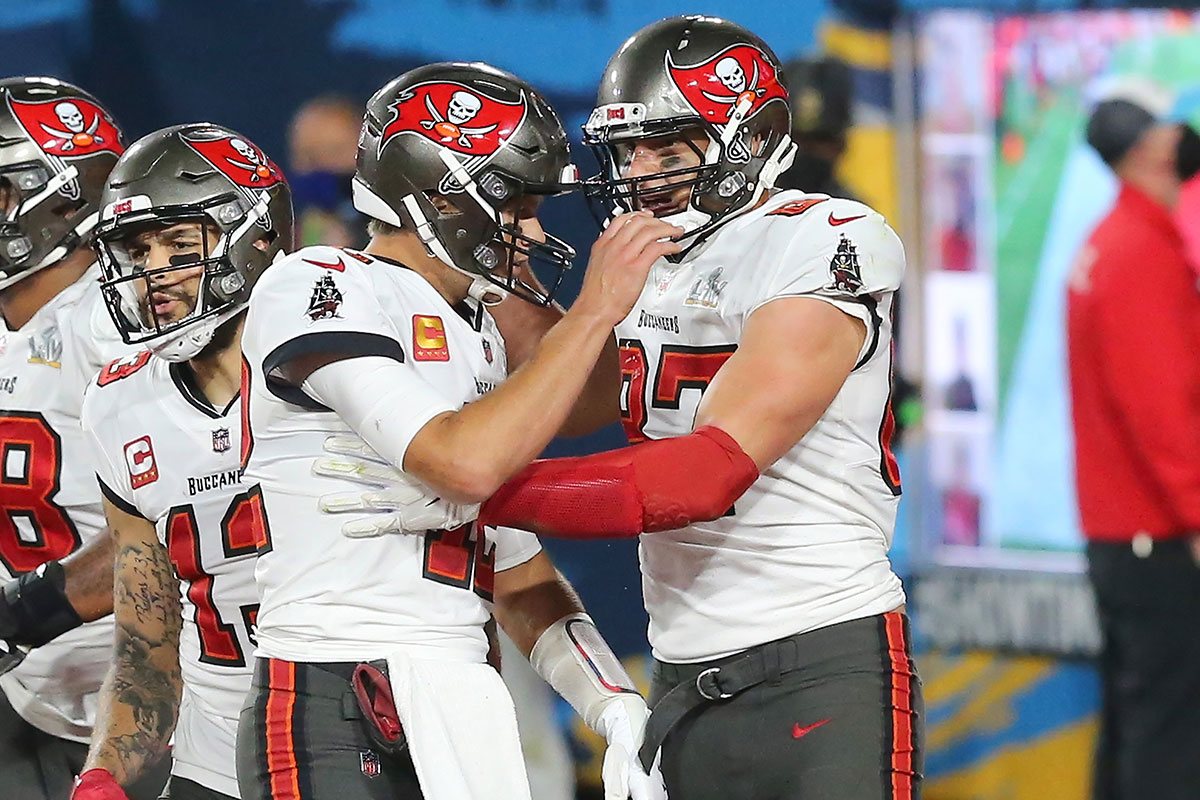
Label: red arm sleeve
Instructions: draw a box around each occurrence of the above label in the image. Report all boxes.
[1096,239,1200,529]
[478,426,759,538]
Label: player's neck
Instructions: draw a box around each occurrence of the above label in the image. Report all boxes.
[185,316,246,411]
[0,248,94,330]
[365,233,472,305]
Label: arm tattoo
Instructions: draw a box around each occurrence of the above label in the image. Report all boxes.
[88,534,183,786]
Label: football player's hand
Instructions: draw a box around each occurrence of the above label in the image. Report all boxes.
[70,769,130,800]
[598,695,668,800]
[577,211,682,325]
[0,637,24,677]
[315,435,481,538]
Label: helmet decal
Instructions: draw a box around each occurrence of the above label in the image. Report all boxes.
[666,44,787,124]
[181,130,285,190]
[6,95,124,159]
[181,129,285,227]
[379,81,527,187]
[6,94,124,199]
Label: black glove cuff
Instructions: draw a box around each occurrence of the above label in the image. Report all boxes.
[1,561,83,647]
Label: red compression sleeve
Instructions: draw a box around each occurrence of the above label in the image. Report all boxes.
[479,426,759,538]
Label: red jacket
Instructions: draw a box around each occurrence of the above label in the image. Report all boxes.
[1068,183,1200,541]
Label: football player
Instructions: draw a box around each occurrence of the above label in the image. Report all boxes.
[350,17,924,800]
[0,77,168,800]
[71,124,292,800]
[237,63,673,800]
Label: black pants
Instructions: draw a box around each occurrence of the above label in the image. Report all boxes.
[0,688,170,800]
[237,658,422,800]
[1087,539,1200,800]
[649,612,923,800]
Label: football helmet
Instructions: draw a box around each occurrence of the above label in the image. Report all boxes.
[94,123,293,361]
[0,77,124,289]
[582,16,795,247]
[353,62,578,305]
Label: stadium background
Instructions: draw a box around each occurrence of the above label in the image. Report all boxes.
[10,1,1197,797]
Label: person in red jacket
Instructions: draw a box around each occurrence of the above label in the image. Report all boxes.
[1069,84,1200,800]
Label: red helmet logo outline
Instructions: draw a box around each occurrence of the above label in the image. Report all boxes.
[6,96,124,160]
[666,44,787,125]
[181,132,285,190]
[380,81,527,160]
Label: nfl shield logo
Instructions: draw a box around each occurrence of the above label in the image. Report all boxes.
[212,428,231,453]
[360,750,382,778]
[482,338,493,365]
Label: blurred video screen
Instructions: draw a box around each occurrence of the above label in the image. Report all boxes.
[916,9,1200,558]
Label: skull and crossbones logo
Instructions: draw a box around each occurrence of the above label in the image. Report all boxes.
[703,56,766,110]
[38,101,105,152]
[224,138,274,182]
[421,90,498,149]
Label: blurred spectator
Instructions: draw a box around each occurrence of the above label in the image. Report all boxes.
[1069,81,1200,800]
[944,317,979,412]
[287,94,367,248]
[775,55,857,199]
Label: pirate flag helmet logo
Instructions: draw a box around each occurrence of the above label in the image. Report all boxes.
[666,44,788,136]
[0,77,125,286]
[7,96,124,162]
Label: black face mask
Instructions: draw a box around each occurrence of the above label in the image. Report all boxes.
[1177,124,1200,182]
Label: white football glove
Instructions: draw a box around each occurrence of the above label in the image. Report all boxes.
[314,435,480,538]
[597,695,668,800]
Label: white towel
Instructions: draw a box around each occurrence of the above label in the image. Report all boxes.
[387,651,533,800]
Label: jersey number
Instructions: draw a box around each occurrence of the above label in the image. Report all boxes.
[422,524,495,602]
[618,340,737,443]
[165,486,271,667]
[0,412,81,574]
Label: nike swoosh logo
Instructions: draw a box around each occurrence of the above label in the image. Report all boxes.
[792,718,831,739]
[828,213,865,226]
[303,256,346,272]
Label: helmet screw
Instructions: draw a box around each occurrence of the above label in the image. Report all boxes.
[220,273,245,294]
[217,203,241,224]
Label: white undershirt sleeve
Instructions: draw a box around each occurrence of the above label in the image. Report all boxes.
[301,355,455,471]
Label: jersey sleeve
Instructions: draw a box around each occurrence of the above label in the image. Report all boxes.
[491,525,542,572]
[246,247,407,383]
[79,380,145,520]
[748,201,906,361]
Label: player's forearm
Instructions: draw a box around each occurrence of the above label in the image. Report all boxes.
[557,332,621,437]
[86,533,183,785]
[493,554,584,656]
[490,297,621,437]
[408,306,615,502]
[61,528,116,622]
[87,631,182,785]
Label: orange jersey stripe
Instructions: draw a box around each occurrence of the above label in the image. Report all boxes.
[266,659,302,800]
[884,612,914,800]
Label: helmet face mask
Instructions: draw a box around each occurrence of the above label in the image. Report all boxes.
[95,123,292,361]
[97,206,256,347]
[582,17,796,247]
[0,78,125,287]
[353,63,579,306]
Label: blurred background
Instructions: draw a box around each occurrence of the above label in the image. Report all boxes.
[11,0,1200,797]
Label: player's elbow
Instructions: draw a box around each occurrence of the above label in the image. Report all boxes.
[432,462,507,506]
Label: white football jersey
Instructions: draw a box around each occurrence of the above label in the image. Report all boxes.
[81,354,255,798]
[617,192,908,662]
[0,264,132,742]
[241,246,541,664]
